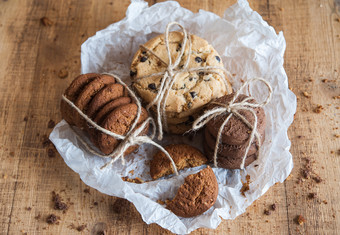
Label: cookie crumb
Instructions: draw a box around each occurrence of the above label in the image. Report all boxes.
[47,148,56,158]
[271,204,276,211]
[295,215,306,225]
[121,176,144,184]
[264,209,271,215]
[112,198,130,214]
[312,176,322,183]
[58,69,69,79]
[52,191,68,211]
[83,188,90,194]
[314,105,323,113]
[76,224,87,232]
[40,17,53,26]
[48,120,55,128]
[9,151,15,157]
[308,193,317,199]
[240,175,251,196]
[46,214,59,224]
[302,91,311,98]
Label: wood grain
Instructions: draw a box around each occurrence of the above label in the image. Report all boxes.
[0,0,339,234]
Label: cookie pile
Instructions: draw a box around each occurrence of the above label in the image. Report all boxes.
[60,73,149,155]
[130,32,232,134]
[203,93,266,169]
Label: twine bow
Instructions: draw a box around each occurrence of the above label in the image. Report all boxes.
[192,78,273,169]
[136,22,232,140]
[62,73,179,174]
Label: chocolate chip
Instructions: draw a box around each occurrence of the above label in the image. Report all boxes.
[141,51,147,54]
[140,56,148,62]
[199,72,204,76]
[215,56,221,62]
[176,43,182,52]
[264,209,271,215]
[187,102,192,108]
[148,83,156,90]
[189,77,194,81]
[130,70,136,77]
[195,57,202,63]
[271,204,276,210]
[189,91,197,98]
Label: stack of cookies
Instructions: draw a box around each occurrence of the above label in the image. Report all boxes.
[130,32,232,134]
[60,73,149,155]
[203,93,266,169]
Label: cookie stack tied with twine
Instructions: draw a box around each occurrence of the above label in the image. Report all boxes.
[130,22,232,138]
[192,78,272,170]
[61,73,179,170]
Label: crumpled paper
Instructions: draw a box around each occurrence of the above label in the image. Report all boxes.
[49,0,297,234]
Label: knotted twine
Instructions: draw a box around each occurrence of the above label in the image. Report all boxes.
[62,73,178,174]
[191,78,273,169]
[135,22,232,140]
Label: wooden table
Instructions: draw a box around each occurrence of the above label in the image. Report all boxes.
[0,0,339,234]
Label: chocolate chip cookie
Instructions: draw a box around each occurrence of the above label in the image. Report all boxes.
[166,166,218,217]
[150,144,208,180]
[130,32,232,134]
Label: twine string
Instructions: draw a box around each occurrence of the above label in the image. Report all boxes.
[192,77,273,169]
[135,22,231,140]
[62,73,178,175]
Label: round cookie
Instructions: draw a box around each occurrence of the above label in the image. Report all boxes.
[206,93,266,145]
[130,32,232,133]
[60,73,99,125]
[203,142,258,169]
[73,74,116,128]
[204,128,263,158]
[166,166,218,217]
[150,144,208,180]
[97,103,149,155]
[86,83,125,118]
[88,97,132,147]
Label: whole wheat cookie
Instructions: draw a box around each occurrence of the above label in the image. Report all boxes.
[150,144,208,180]
[166,166,218,217]
[130,31,232,133]
[89,97,132,147]
[73,74,116,128]
[96,103,149,155]
[86,83,125,118]
[60,73,99,125]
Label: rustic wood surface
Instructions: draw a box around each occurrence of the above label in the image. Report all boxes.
[0,0,339,234]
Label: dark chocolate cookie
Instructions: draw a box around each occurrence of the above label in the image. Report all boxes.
[166,166,218,217]
[206,93,266,145]
[203,142,257,169]
[205,128,263,158]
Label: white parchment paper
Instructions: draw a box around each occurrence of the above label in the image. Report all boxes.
[50,0,297,233]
